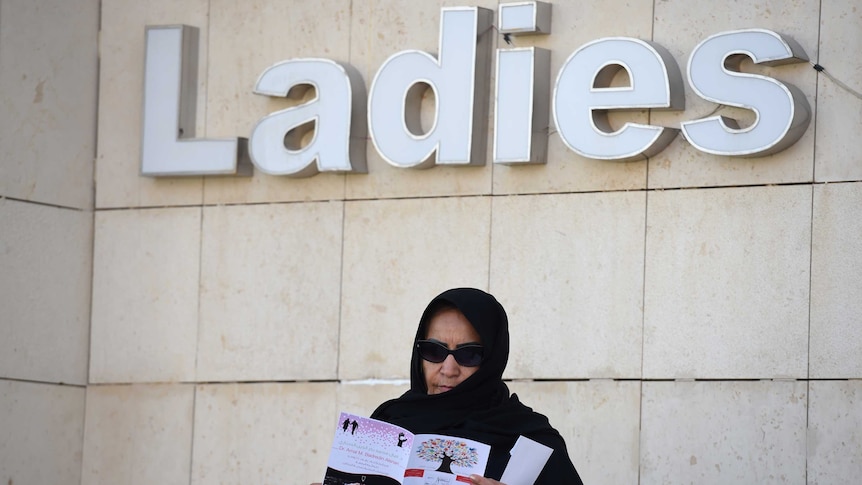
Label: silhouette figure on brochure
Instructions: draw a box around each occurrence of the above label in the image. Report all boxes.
[340,419,358,435]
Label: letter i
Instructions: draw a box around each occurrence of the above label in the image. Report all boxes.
[493,2,552,165]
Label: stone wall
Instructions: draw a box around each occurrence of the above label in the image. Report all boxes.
[2,1,861,484]
[0,0,98,483]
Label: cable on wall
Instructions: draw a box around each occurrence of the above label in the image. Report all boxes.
[810,62,862,101]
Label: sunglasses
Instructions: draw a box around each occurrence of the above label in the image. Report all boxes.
[416,340,484,367]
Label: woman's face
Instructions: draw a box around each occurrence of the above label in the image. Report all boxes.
[422,307,482,395]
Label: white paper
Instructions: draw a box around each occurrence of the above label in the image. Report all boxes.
[499,435,553,485]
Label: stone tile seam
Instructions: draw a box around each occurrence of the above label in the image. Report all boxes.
[0,376,88,388]
[78,377,858,387]
[87,179,862,212]
[0,195,93,212]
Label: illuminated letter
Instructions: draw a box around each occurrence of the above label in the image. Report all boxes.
[553,37,684,161]
[368,7,493,168]
[681,29,810,157]
[249,59,367,177]
[498,1,552,35]
[494,48,551,164]
[141,26,250,176]
[494,2,552,164]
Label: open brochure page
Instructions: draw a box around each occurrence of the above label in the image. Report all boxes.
[324,413,414,485]
[323,412,490,485]
[403,435,490,484]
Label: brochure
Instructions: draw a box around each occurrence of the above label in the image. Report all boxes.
[322,412,491,485]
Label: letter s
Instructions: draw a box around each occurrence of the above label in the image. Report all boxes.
[681,29,810,157]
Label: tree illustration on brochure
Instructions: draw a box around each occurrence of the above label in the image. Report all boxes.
[415,438,479,474]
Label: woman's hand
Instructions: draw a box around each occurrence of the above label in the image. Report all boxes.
[469,475,506,485]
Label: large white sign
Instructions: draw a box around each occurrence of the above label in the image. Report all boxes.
[141,1,810,177]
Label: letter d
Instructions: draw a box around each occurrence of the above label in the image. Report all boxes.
[368,7,493,168]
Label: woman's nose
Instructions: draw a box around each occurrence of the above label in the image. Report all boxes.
[439,354,461,375]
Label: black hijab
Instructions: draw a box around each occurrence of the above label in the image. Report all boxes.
[371,288,583,484]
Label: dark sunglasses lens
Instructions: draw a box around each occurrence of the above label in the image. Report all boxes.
[417,341,449,363]
[453,347,482,367]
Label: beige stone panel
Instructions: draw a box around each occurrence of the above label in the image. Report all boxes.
[649,0,819,188]
[350,0,500,83]
[191,382,336,485]
[814,1,862,182]
[336,381,410,418]
[197,202,343,381]
[643,186,810,379]
[90,207,201,383]
[810,183,862,377]
[202,0,350,204]
[96,0,208,208]
[0,0,98,209]
[641,380,807,484]
[493,0,653,195]
[808,380,862,484]
[0,380,85,485]
[340,197,492,379]
[490,192,646,379]
[0,199,91,385]
[507,380,640,485]
[204,172,347,206]
[345,0,497,200]
[81,384,194,485]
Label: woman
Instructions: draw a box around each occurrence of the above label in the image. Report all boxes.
[370,287,583,485]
